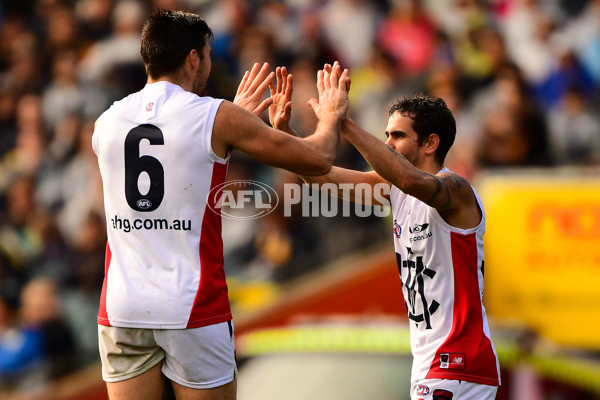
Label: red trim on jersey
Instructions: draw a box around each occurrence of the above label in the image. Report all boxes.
[187,161,232,328]
[425,232,499,386]
[97,242,111,326]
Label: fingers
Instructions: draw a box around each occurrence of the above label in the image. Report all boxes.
[236,70,250,96]
[311,61,350,121]
[330,61,340,89]
[255,71,275,98]
[316,69,325,94]
[338,68,349,92]
[285,72,293,101]
[280,67,288,96]
[238,62,271,96]
[322,64,330,90]
[273,66,292,97]
[255,97,273,115]
[246,62,262,90]
[276,67,283,94]
[320,61,346,90]
[250,63,272,93]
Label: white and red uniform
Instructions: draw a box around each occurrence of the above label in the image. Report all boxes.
[92,81,231,329]
[390,169,500,386]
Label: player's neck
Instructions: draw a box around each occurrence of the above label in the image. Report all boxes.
[418,159,444,176]
[147,72,193,93]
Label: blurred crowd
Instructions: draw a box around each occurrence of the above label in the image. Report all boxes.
[1,0,600,394]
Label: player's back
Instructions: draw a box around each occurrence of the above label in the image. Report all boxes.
[92,81,232,330]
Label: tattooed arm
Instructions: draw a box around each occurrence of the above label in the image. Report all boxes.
[341,118,481,228]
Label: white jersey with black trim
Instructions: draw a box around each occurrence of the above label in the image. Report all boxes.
[390,168,500,386]
[92,81,231,329]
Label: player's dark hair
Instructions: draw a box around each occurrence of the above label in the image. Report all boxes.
[388,93,456,165]
[140,9,213,79]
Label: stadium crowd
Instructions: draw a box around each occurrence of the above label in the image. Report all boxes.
[0,0,599,395]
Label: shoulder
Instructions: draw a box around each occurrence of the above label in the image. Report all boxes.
[434,170,476,210]
[434,170,482,228]
[436,170,471,194]
[100,91,142,120]
[213,100,263,131]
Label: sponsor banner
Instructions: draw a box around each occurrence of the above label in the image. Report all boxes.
[479,174,600,349]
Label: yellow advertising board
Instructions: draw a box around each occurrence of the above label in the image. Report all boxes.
[479,173,600,350]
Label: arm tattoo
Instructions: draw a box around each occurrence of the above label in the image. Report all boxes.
[426,177,442,205]
[431,173,470,209]
[427,176,452,209]
[444,173,468,191]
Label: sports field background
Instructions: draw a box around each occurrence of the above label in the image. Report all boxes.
[0,0,599,399]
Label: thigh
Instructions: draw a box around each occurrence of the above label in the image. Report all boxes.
[171,379,236,400]
[457,380,498,400]
[106,361,165,400]
[98,325,165,383]
[155,320,237,390]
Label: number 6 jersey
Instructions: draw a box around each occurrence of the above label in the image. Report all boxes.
[390,171,501,386]
[92,81,231,329]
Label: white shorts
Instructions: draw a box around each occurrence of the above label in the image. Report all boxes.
[411,379,498,400]
[98,321,237,389]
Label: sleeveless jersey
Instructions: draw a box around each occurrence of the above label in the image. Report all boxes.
[390,170,500,386]
[92,81,231,329]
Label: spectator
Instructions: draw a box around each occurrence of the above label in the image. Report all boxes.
[0,280,44,393]
[377,0,436,76]
[20,278,77,380]
[319,0,383,68]
[547,85,600,165]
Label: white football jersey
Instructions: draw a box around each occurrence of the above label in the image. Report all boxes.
[390,169,500,386]
[92,81,231,329]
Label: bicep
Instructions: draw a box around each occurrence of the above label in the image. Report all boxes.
[407,171,474,213]
[213,101,329,175]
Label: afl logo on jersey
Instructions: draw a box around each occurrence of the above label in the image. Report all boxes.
[416,385,430,395]
[136,199,153,210]
[393,219,402,238]
[208,180,279,220]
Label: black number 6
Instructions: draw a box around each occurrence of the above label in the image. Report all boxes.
[124,124,164,212]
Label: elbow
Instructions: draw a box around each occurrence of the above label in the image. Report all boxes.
[315,162,332,176]
[303,157,332,176]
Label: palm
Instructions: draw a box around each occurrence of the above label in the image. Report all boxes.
[269,67,293,130]
[234,62,274,116]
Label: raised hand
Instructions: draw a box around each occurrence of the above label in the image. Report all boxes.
[234,62,274,116]
[268,66,293,132]
[307,61,350,123]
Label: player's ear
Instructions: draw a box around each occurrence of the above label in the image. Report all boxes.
[188,49,200,68]
[425,133,439,155]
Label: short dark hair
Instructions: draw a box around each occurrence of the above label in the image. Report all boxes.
[140,9,213,79]
[388,93,456,165]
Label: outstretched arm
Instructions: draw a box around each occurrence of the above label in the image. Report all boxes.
[341,118,481,228]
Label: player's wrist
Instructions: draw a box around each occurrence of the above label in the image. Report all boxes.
[273,119,290,131]
[317,113,343,126]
